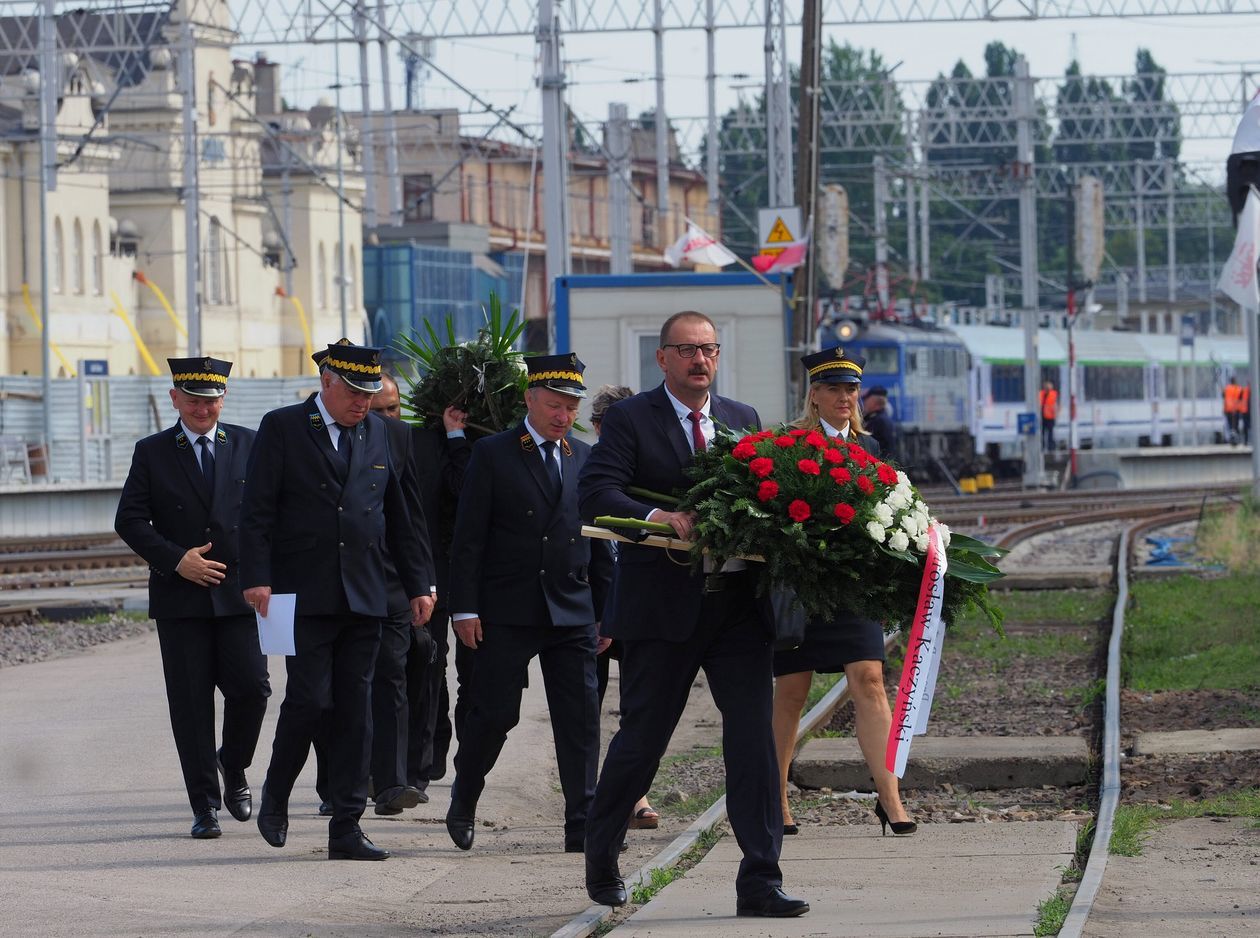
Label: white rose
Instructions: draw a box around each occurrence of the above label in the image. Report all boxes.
[936,521,951,548]
[866,521,887,543]
[896,470,910,486]
[914,533,929,552]
[886,488,910,511]
[889,530,910,551]
[901,512,922,537]
[914,509,930,533]
[874,502,895,527]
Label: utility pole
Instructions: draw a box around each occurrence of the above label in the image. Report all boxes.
[763,0,792,209]
[791,0,822,411]
[652,0,669,238]
[608,103,632,275]
[38,0,56,469]
[377,0,401,225]
[179,10,202,357]
[873,155,890,315]
[538,0,571,321]
[333,42,349,339]
[704,0,719,221]
[1015,56,1043,488]
[355,1,376,228]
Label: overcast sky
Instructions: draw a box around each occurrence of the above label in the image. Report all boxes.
[264,13,1260,172]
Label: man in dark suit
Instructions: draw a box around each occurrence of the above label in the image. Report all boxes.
[241,342,435,861]
[115,357,270,840]
[578,312,809,918]
[444,353,612,854]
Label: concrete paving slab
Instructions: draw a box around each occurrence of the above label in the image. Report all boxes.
[1083,817,1260,937]
[609,821,1078,937]
[793,736,1090,791]
[1132,728,1260,756]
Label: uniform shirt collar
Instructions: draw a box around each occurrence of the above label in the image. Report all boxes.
[523,417,552,449]
[820,418,850,440]
[180,420,219,444]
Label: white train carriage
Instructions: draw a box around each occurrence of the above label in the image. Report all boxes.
[955,324,1250,462]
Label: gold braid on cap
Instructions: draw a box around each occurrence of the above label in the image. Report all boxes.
[807,359,863,378]
[172,371,228,384]
[528,369,584,384]
[326,356,381,375]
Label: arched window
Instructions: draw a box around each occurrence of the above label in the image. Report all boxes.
[91,221,104,295]
[52,217,64,293]
[72,220,84,294]
[317,242,328,309]
[206,218,222,305]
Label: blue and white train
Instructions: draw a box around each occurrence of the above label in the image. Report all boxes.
[837,320,1250,476]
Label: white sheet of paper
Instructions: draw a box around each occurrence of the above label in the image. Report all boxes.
[256,593,297,656]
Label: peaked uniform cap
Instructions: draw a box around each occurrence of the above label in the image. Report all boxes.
[168,356,232,397]
[319,339,383,393]
[802,347,865,384]
[526,352,587,398]
[311,337,353,369]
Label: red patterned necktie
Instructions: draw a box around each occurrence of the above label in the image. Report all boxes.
[687,411,707,453]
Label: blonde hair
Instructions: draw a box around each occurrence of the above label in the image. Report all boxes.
[790,383,868,436]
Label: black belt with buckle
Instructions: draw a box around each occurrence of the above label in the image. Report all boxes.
[703,570,750,593]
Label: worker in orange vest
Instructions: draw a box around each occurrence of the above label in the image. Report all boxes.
[1240,382,1252,446]
[1038,379,1058,453]
[1223,376,1244,444]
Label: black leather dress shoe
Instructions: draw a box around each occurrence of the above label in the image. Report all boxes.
[328,830,390,861]
[585,860,627,907]
[445,806,475,851]
[735,887,810,918]
[374,785,423,816]
[217,750,252,822]
[256,787,288,848]
[191,809,221,839]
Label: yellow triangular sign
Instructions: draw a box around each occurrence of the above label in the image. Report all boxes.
[766,216,794,243]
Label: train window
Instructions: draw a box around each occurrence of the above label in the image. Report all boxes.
[907,352,919,372]
[991,364,1025,403]
[1162,364,1224,398]
[1084,365,1144,401]
[863,346,899,373]
[928,348,962,378]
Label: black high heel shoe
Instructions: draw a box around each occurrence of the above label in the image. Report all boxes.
[874,800,917,836]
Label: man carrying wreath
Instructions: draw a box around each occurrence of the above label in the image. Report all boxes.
[577,311,810,918]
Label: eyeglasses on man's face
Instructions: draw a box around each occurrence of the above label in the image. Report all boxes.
[662,343,721,359]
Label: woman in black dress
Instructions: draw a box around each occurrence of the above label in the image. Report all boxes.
[771,349,915,837]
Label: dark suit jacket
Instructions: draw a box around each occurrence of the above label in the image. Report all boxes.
[115,421,255,620]
[411,425,472,600]
[578,383,765,643]
[239,394,431,619]
[449,422,611,628]
[379,416,436,618]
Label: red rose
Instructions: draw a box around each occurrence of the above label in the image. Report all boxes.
[877,464,899,485]
[788,499,811,522]
[848,443,870,465]
[757,480,780,502]
[755,430,775,441]
[805,431,827,449]
[774,435,795,448]
[797,459,821,476]
[789,428,810,437]
[833,503,856,524]
[856,475,875,495]
[823,448,844,464]
[749,457,775,479]
[732,441,758,461]
[829,467,852,484]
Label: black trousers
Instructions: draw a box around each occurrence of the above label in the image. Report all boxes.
[1041,417,1056,452]
[156,615,270,815]
[262,613,379,838]
[585,577,783,898]
[451,622,598,837]
[371,612,431,795]
[407,605,446,788]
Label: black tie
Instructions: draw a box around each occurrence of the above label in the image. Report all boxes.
[541,440,562,497]
[196,436,215,491]
[335,422,354,464]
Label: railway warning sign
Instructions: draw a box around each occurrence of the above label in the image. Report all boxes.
[758,207,801,257]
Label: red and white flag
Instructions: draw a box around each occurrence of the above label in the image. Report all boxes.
[751,232,810,273]
[663,221,738,268]
[885,522,948,778]
[1219,187,1260,312]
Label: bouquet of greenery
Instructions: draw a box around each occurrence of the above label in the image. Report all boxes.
[675,427,1006,630]
[394,292,528,439]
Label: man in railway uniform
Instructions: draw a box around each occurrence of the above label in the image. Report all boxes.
[241,342,435,861]
[443,353,612,855]
[577,311,809,918]
[115,357,271,840]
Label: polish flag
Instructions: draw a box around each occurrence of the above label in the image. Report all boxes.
[751,233,810,273]
[1219,187,1260,312]
[663,221,738,268]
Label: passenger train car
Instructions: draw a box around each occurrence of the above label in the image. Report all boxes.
[837,320,1250,477]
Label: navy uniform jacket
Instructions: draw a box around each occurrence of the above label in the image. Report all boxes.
[115,422,255,620]
[379,415,436,618]
[577,384,767,643]
[411,425,472,600]
[239,394,431,618]
[449,423,611,627]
